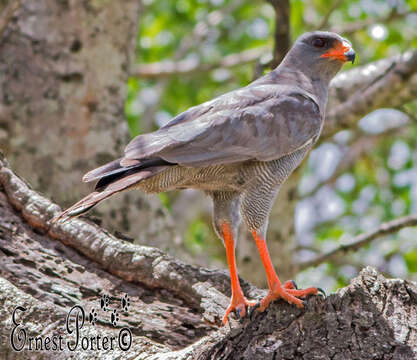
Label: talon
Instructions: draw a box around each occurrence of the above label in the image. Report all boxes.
[302,300,308,310]
[250,301,260,318]
[317,287,326,297]
[256,282,322,312]
[283,280,298,289]
[222,296,256,325]
[251,301,261,318]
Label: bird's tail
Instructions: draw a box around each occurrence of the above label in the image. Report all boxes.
[53,158,172,223]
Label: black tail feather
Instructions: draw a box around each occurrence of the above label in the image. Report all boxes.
[52,158,174,223]
[94,158,174,190]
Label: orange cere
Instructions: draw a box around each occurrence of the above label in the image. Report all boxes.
[320,41,351,62]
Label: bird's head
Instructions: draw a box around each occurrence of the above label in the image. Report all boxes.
[281,31,355,84]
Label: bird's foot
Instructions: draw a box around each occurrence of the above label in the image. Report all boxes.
[283,279,298,289]
[222,293,257,325]
[257,282,321,312]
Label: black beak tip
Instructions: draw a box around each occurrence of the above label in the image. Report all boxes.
[345,50,356,64]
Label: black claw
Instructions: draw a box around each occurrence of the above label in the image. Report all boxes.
[247,304,254,316]
[317,287,326,297]
[291,280,298,289]
[250,301,261,319]
[302,300,309,310]
[235,307,241,319]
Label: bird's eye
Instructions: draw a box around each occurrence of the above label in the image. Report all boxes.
[312,38,326,48]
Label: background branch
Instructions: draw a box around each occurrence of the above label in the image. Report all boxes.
[136,0,245,132]
[301,124,409,199]
[331,9,415,35]
[299,214,417,271]
[267,0,291,68]
[324,50,417,138]
[131,46,269,79]
[317,0,343,30]
[0,0,22,38]
[132,49,417,127]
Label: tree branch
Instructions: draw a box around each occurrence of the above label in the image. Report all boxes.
[132,49,417,136]
[331,9,415,35]
[267,0,291,68]
[135,0,245,132]
[0,153,258,324]
[301,123,409,199]
[1,155,416,358]
[317,0,343,30]
[131,46,269,79]
[0,0,22,39]
[299,214,417,271]
[324,50,417,139]
[132,0,290,80]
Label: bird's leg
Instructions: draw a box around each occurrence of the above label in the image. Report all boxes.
[251,230,319,312]
[222,222,256,325]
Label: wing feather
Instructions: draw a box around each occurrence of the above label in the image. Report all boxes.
[124,85,322,167]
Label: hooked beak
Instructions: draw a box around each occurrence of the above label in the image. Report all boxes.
[345,50,356,64]
[321,40,355,64]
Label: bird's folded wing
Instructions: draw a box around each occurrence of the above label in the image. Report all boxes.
[124,85,322,167]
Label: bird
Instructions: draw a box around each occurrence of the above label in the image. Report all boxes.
[55,31,355,325]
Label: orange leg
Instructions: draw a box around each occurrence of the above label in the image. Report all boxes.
[222,223,256,325]
[251,230,319,312]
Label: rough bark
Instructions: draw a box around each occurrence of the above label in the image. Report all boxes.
[0,0,180,256]
[1,155,416,359]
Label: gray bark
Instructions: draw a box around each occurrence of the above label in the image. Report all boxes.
[0,0,183,257]
[0,155,416,359]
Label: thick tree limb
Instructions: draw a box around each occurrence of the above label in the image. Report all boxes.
[0,153,254,320]
[1,154,416,359]
[299,214,417,271]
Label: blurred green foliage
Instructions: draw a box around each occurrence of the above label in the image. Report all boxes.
[125,0,417,289]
